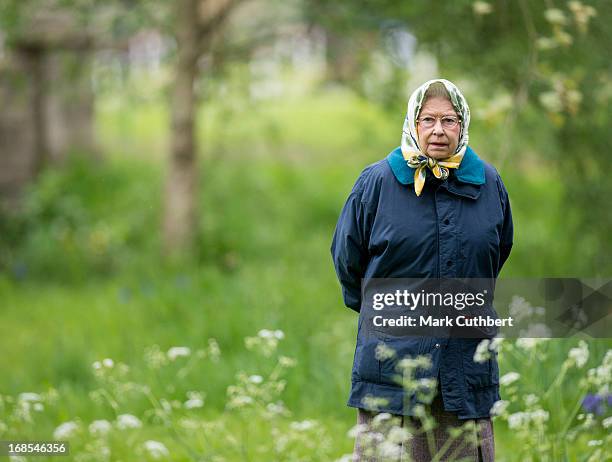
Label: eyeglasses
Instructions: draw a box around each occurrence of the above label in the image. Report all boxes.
[416,115,461,129]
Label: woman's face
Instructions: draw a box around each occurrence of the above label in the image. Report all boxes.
[417,96,461,159]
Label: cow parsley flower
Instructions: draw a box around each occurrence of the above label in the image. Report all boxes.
[89,419,112,436]
[499,372,520,386]
[490,400,509,416]
[248,375,263,384]
[143,440,169,459]
[116,414,142,429]
[53,421,79,440]
[568,341,589,368]
[290,420,316,431]
[474,339,491,363]
[18,393,42,403]
[184,398,204,409]
[167,347,191,360]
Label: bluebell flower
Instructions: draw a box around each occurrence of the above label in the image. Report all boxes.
[581,393,609,415]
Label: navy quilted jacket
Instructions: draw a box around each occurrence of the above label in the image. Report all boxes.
[331,146,513,419]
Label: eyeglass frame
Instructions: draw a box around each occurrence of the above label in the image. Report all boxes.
[416,114,462,130]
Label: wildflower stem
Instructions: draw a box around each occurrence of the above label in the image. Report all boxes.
[559,394,584,439]
[98,388,120,414]
[543,361,569,400]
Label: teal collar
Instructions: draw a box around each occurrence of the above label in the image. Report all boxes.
[386,145,485,186]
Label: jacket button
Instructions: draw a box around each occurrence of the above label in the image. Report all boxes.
[443,219,450,225]
[434,343,441,348]
[446,260,453,267]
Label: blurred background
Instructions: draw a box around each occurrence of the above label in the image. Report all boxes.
[0,0,610,460]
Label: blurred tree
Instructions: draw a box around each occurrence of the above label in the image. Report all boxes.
[162,0,248,256]
[161,0,300,256]
[0,3,97,208]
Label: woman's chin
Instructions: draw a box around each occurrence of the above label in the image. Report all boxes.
[427,149,451,159]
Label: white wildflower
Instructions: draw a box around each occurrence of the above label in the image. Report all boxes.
[499,372,520,386]
[290,420,316,431]
[375,343,396,361]
[273,330,285,340]
[347,423,369,438]
[102,358,114,368]
[489,337,504,351]
[412,404,426,418]
[568,1,597,33]
[583,413,595,429]
[89,419,112,436]
[518,323,552,338]
[602,416,612,429]
[472,1,493,16]
[544,8,568,25]
[378,440,401,459]
[266,401,287,415]
[9,456,27,462]
[143,440,169,459]
[530,409,549,424]
[248,375,263,384]
[524,394,539,406]
[167,347,191,360]
[516,334,551,349]
[568,340,589,368]
[587,350,611,395]
[387,425,410,444]
[507,412,528,429]
[229,395,253,407]
[92,361,102,370]
[474,339,491,363]
[372,412,393,426]
[508,296,536,322]
[116,414,142,429]
[258,329,274,339]
[18,393,42,402]
[397,355,432,372]
[361,395,389,410]
[490,400,509,416]
[587,440,602,446]
[53,421,79,440]
[279,356,297,368]
[207,338,221,361]
[184,398,204,409]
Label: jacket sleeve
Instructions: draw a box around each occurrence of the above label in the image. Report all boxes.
[497,175,514,275]
[330,174,373,312]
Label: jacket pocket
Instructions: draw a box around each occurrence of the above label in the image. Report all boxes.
[352,316,381,383]
[353,339,381,383]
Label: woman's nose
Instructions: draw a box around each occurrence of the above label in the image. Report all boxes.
[432,120,444,134]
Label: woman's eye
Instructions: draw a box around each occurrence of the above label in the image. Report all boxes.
[422,117,435,123]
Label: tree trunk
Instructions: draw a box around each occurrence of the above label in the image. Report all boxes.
[162,0,200,256]
[0,52,40,209]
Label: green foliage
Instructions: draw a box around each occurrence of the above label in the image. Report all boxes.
[0,155,162,282]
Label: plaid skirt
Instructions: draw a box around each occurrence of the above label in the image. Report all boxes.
[352,392,495,462]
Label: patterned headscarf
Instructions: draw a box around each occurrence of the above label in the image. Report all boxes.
[400,79,471,196]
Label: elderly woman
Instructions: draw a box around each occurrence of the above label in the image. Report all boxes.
[331,79,513,461]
